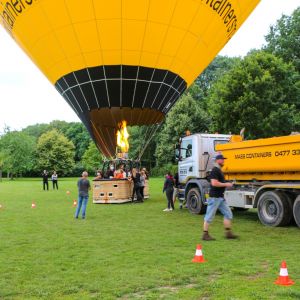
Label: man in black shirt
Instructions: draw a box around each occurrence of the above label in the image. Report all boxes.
[202,154,238,241]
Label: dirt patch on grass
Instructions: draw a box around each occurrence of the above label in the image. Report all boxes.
[208,273,222,283]
[246,261,269,281]
[119,283,199,299]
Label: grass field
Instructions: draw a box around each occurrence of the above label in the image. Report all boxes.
[0,177,300,300]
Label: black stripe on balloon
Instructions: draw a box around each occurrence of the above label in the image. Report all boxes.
[55,65,187,114]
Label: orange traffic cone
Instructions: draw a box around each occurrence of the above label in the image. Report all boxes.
[274,261,295,286]
[192,244,206,263]
[73,200,77,207]
[31,202,36,208]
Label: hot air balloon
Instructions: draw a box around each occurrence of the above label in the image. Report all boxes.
[0,0,260,157]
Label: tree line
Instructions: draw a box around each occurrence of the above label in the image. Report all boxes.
[0,8,299,178]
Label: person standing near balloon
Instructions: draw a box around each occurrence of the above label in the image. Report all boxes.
[140,170,146,200]
[42,170,49,191]
[75,171,91,219]
[51,171,58,190]
[131,168,143,203]
[163,172,175,211]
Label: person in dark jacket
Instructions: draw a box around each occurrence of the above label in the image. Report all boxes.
[163,172,174,211]
[202,154,238,241]
[42,170,49,191]
[131,168,143,203]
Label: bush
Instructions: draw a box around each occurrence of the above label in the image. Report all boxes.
[150,164,178,177]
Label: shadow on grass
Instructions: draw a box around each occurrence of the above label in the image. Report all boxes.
[232,209,258,223]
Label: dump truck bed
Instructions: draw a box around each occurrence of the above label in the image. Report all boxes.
[216,135,300,181]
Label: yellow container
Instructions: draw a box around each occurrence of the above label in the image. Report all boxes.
[216,135,300,181]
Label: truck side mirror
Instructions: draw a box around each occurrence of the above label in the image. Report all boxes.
[175,148,182,161]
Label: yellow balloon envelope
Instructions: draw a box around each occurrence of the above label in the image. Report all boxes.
[0,0,260,157]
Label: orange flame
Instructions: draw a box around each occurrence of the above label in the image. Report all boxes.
[117,121,129,153]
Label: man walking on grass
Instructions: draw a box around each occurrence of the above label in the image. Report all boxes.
[75,171,90,219]
[202,154,238,241]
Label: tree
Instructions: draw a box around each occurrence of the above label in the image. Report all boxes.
[22,121,91,162]
[0,151,7,181]
[155,93,211,165]
[0,131,36,177]
[128,126,158,170]
[192,55,241,105]
[265,7,300,73]
[82,142,104,174]
[36,129,75,175]
[22,123,50,139]
[65,123,91,161]
[208,51,300,139]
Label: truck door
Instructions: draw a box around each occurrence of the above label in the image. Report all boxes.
[179,137,196,183]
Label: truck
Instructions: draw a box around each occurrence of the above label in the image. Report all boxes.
[176,133,300,228]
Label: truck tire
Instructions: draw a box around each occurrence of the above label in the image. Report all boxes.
[186,188,205,214]
[293,196,300,228]
[257,191,293,227]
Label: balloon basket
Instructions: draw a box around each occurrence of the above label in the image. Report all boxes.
[93,179,149,204]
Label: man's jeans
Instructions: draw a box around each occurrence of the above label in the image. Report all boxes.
[75,196,89,219]
[204,197,233,223]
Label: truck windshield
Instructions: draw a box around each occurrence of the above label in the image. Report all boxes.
[181,139,193,159]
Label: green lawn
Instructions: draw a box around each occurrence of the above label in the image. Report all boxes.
[0,178,300,300]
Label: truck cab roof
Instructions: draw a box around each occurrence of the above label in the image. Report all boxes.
[181,133,231,140]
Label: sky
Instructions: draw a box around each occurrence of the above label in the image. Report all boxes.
[0,0,299,131]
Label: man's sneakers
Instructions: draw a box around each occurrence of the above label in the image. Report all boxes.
[202,231,215,241]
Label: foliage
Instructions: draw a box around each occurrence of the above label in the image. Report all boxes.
[36,129,75,175]
[0,131,36,177]
[208,51,300,139]
[81,142,104,174]
[64,122,91,161]
[22,121,91,162]
[22,123,52,139]
[265,7,300,73]
[128,126,157,170]
[150,163,178,177]
[155,93,211,165]
[192,55,241,105]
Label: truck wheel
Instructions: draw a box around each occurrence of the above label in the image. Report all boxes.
[257,191,293,227]
[293,196,300,228]
[186,188,205,214]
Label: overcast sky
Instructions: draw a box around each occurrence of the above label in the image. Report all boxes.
[0,0,299,131]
